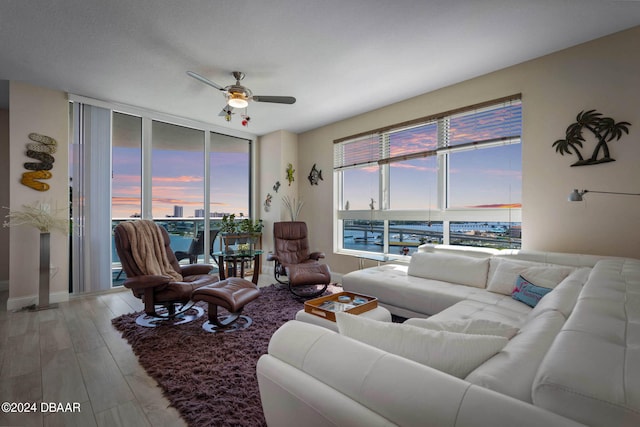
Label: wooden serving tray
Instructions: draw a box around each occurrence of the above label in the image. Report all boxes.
[304,291,378,322]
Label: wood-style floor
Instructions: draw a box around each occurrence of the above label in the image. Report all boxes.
[0,274,273,427]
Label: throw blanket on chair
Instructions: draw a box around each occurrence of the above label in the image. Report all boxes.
[119,220,183,281]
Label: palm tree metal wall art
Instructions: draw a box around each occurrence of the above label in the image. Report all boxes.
[553,110,631,166]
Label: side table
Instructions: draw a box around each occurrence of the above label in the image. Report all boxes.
[212,250,263,285]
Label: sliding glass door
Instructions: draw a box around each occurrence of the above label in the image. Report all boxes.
[71,99,254,294]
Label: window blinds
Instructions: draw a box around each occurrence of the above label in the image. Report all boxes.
[333,134,382,169]
[334,95,521,170]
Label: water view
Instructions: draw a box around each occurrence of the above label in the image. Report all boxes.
[343,220,521,255]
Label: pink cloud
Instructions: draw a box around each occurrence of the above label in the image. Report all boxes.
[152,198,203,206]
[390,162,437,172]
[112,187,141,197]
[152,176,203,184]
[111,196,140,206]
[112,174,141,185]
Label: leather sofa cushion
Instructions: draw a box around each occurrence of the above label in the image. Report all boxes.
[487,258,574,295]
[404,317,519,339]
[532,259,640,427]
[343,264,507,316]
[336,312,507,379]
[526,267,591,321]
[427,299,529,327]
[466,310,565,403]
[493,250,609,268]
[408,252,490,289]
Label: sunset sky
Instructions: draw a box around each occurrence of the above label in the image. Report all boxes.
[111,113,250,219]
[342,103,522,210]
[111,103,520,218]
[111,148,250,218]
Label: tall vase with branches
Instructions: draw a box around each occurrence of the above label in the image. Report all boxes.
[3,201,68,310]
[282,196,304,221]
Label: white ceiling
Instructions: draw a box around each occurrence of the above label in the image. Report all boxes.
[1,1,639,136]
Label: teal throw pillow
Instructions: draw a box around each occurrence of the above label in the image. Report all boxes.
[512,275,552,307]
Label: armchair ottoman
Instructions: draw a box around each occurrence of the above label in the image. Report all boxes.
[192,278,261,332]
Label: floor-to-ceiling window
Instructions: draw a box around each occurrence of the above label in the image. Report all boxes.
[151,121,205,219]
[71,97,255,292]
[335,95,522,256]
[150,121,206,261]
[110,112,142,284]
[208,132,251,252]
[210,132,251,213]
[112,112,142,218]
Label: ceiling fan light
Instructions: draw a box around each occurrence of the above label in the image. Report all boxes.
[227,93,248,108]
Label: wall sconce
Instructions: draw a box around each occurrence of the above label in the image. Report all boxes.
[568,189,640,202]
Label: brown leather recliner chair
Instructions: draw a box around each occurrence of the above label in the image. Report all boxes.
[267,221,331,297]
[114,220,220,327]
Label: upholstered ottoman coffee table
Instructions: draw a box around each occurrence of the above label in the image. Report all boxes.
[295,306,391,332]
[295,291,391,332]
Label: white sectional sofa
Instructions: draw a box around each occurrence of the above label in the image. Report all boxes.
[256,249,640,427]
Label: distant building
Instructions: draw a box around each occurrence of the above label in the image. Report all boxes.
[191,210,231,218]
[173,206,183,218]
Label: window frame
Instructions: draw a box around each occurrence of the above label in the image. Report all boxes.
[334,95,522,256]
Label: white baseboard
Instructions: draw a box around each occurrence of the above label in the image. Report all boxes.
[261,265,274,277]
[331,272,344,284]
[6,291,69,312]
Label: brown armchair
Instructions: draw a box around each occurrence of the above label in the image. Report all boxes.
[114,220,220,327]
[267,221,331,297]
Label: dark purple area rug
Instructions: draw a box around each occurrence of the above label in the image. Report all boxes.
[111,284,342,427]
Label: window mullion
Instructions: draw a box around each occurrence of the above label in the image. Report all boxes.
[203,131,211,263]
[380,133,390,210]
[437,118,449,211]
[141,116,153,219]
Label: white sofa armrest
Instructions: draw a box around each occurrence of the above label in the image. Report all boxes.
[257,355,396,427]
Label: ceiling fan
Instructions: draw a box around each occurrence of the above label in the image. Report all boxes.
[187,70,296,123]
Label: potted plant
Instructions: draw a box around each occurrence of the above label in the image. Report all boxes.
[219,215,263,250]
[219,214,240,249]
[239,218,263,241]
[219,214,237,234]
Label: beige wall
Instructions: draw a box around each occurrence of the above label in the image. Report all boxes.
[0,109,9,285]
[258,130,299,259]
[8,82,69,309]
[298,26,640,275]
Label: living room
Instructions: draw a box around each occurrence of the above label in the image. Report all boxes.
[5,26,640,304]
[1,1,640,426]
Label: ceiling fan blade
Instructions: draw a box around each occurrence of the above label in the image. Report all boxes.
[252,95,296,104]
[187,71,225,91]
